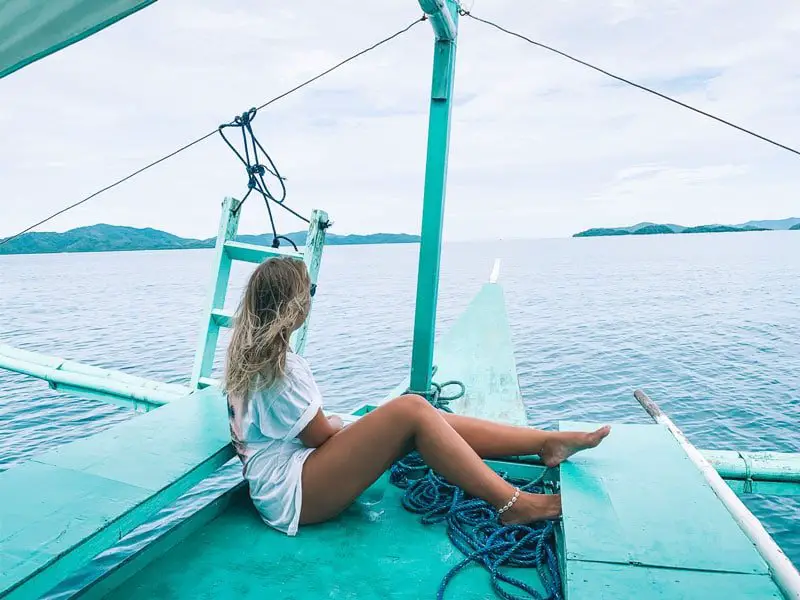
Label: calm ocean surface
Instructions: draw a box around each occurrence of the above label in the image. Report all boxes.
[1,231,799,595]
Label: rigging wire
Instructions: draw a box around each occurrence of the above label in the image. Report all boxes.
[0,16,426,247]
[461,11,800,159]
[8,10,795,247]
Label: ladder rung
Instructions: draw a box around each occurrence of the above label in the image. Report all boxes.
[223,241,301,264]
[210,309,234,328]
[198,377,219,389]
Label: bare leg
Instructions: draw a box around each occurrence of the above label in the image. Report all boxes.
[300,395,560,526]
[439,412,611,467]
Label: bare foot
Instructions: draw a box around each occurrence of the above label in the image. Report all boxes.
[500,492,562,524]
[539,426,611,467]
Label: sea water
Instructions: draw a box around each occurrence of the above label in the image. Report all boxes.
[1,231,798,595]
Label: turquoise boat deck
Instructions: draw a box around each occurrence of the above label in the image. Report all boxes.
[2,0,798,597]
[100,420,786,600]
[560,421,783,598]
[0,283,791,599]
[88,462,552,600]
[0,387,233,600]
[0,283,544,600]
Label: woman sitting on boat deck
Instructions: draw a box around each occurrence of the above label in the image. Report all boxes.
[224,257,611,536]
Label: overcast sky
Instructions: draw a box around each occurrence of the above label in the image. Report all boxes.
[2,0,799,241]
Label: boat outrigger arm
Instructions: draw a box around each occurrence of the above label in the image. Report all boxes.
[2,339,796,492]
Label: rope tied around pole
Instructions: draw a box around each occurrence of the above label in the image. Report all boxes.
[390,452,562,600]
[427,365,465,412]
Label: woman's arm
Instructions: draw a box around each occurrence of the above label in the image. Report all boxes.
[298,409,344,448]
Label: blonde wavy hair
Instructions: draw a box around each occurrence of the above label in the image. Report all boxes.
[224,256,311,411]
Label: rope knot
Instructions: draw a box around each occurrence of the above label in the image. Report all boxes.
[248,164,267,177]
[233,107,257,127]
[409,365,465,413]
[218,105,309,237]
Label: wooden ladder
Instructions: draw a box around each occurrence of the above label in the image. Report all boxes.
[190,196,328,390]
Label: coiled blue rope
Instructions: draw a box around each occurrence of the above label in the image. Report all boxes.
[408,365,465,413]
[389,452,562,600]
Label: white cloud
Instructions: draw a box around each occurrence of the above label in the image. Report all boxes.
[1,0,799,241]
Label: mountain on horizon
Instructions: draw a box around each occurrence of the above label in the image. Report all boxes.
[0,224,421,256]
[627,222,686,233]
[736,217,800,230]
[574,217,800,238]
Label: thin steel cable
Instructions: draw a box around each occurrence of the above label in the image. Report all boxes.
[463,11,800,158]
[1,16,426,246]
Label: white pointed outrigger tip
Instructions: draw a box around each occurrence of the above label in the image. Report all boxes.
[489,258,501,283]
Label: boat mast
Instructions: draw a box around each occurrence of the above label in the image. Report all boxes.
[409,0,459,397]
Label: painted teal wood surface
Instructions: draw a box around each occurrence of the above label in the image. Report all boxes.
[559,421,783,598]
[190,198,314,390]
[385,282,526,426]
[222,241,300,264]
[290,209,328,355]
[431,282,526,425]
[559,420,769,573]
[2,282,530,599]
[93,467,551,600]
[0,387,232,600]
[566,561,782,599]
[409,0,459,396]
[75,482,247,600]
[190,197,241,389]
[75,283,534,599]
[0,343,187,412]
[418,0,457,40]
[209,308,234,328]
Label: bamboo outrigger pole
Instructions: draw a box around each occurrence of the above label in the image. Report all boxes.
[0,343,188,410]
[409,0,459,397]
[634,389,800,600]
[703,450,800,484]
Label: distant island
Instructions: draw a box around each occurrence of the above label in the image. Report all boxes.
[0,224,421,256]
[574,217,800,238]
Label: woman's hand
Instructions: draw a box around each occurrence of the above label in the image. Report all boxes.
[327,414,344,431]
[298,410,344,448]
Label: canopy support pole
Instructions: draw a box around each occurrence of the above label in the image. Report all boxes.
[409,0,459,396]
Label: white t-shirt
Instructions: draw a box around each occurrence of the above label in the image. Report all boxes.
[227,352,322,535]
